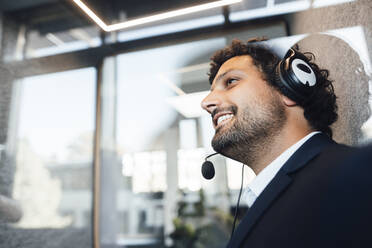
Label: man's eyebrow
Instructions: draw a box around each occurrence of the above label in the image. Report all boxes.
[215,69,234,83]
[211,69,240,90]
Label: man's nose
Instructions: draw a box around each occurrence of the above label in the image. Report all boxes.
[201,91,221,114]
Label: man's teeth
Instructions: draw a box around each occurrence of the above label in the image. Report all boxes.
[217,114,233,125]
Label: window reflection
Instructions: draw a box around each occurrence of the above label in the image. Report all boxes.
[25,26,101,59]
[178,148,205,191]
[100,21,371,248]
[122,151,167,193]
[230,0,356,22]
[4,68,96,248]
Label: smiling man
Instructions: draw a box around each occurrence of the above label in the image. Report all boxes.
[201,39,372,247]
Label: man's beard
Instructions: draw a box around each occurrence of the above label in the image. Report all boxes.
[211,95,286,164]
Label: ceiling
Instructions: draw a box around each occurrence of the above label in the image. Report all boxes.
[0,0,215,34]
[0,0,59,12]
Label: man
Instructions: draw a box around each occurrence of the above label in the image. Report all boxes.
[201,39,372,247]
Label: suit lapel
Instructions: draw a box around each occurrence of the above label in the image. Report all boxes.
[228,170,292,247]
[228,133,335,248]
[281,133,335,174]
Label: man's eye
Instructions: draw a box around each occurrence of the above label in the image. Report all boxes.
[226,78,238,85]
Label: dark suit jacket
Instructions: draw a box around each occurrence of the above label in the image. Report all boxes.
[227,133,372,248]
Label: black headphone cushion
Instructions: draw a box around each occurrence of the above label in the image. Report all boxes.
[273,65,303,104]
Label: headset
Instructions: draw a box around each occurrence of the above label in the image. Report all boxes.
[274,48,317,103]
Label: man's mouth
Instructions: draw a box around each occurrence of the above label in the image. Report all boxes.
[213,113,234,128]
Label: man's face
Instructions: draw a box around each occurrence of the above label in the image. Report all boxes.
[201,55,286,159]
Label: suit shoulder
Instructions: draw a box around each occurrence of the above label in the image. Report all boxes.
[323,143,372,190]
[314,142,355,164]
[337,143,372,172]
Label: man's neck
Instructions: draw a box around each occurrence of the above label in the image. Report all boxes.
[248,128,313,175]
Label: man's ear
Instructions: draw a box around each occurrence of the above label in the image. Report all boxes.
[282,95,297,107]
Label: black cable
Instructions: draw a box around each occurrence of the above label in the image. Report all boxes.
[205,152,218,161]
[231,163,245,238]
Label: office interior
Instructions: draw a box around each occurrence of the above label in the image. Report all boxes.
[0,0,371,247]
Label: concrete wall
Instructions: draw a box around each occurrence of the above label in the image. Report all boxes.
[286,0,372,145]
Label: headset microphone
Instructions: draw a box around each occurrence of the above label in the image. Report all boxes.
[201,152,218,180]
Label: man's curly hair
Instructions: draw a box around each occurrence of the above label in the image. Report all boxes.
[208,38,338,138]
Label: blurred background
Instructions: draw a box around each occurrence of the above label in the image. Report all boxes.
[0,0,371,247]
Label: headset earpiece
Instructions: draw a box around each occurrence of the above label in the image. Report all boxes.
[274,48,317,104]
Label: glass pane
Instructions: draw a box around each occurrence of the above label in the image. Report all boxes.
[229,0,267,13]
[275,0,300,3]
[100,31,286,247]
[0,68,96,248]
[109,38,228,247]
[116,14,224,43]
[26,26,101,58]
[97,3,372,247]
[229,0,356,22]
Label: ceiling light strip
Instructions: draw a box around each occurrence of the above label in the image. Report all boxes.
[72,0,108,31]
[106,0,242,31]
[73,0,242,32]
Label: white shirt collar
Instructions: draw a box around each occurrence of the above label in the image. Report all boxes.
[244,131,321,208]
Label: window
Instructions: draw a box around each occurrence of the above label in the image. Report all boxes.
[1,68,96,247]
